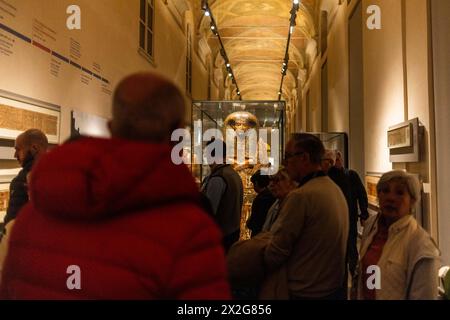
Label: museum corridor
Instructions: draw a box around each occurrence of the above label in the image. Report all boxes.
[0,0,449,300]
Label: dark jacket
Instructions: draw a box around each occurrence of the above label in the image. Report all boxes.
[346,169,369,224]
[246,188,276,237]
[4,157,33,225]
[0,137,231,299]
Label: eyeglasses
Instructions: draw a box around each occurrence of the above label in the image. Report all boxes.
[284,151,305,161]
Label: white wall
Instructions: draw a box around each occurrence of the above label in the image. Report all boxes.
[403,0,437,237]
[327,2,349,133]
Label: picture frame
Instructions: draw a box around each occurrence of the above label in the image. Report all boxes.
[0,168,20,184]
[0,90,61,144]
[0,182,10,221]
[365,175,381,209]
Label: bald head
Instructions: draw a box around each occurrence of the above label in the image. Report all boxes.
[14,129,48,167]
[109,72,185,143]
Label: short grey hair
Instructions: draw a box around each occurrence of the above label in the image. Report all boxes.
[376,170,421,202]
[21,129,48,149]
[323,149,336,164]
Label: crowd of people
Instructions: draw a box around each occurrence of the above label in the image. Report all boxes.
[0,72,442,300]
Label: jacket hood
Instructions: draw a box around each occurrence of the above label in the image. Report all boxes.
[30,137,200,220]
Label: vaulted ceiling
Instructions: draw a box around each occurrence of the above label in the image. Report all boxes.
[194,0,319,101]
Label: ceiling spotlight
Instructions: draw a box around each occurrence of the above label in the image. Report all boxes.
[283,62,287,66]
[290,26,294,34]
[237,91,241,95]
[204,10,210,17]
[228,73,232,77]
[210,24,215,30]
[226,63,231,68]
[293,0,299,4]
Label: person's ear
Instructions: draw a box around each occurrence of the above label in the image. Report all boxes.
[30,144,39,155]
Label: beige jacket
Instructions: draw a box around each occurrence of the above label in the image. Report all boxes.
[357,213,440,300]
[264,175,349,298]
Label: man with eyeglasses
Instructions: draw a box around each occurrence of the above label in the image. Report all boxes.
[263,133,349,300]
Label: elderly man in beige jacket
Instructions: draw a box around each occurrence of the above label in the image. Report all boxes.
[263,133,349,299]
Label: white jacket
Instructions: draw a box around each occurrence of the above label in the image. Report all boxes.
[357,213,440,300]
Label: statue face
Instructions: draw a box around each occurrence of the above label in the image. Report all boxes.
[224,111,258,132]
[234,119,248,131]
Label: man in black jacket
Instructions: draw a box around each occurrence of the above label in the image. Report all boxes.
[3,129,48,228]
[334,150,369,277]
[246,170,276,237]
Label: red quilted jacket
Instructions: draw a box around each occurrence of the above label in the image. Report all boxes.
[0,137,231,299]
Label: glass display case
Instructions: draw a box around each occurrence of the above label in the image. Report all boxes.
[191,101,285,240]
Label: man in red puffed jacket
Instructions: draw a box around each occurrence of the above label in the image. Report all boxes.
[0,72,231,300]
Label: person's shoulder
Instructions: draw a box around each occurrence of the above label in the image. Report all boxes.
[364,213,378,228]
[166,203,224,249]
[207,175,227,189]
[284,187,315,207]
[410,223,440,258]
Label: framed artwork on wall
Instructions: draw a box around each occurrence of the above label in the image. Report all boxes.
[365,175,381,209]
[0,90,61,144]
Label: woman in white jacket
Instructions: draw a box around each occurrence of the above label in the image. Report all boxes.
[357,170,440,300]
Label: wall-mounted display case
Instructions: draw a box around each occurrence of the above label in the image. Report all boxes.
[388,118,422,163]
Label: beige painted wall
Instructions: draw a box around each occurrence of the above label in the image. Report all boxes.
[403,0,437,237]
[0,0,207,142]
